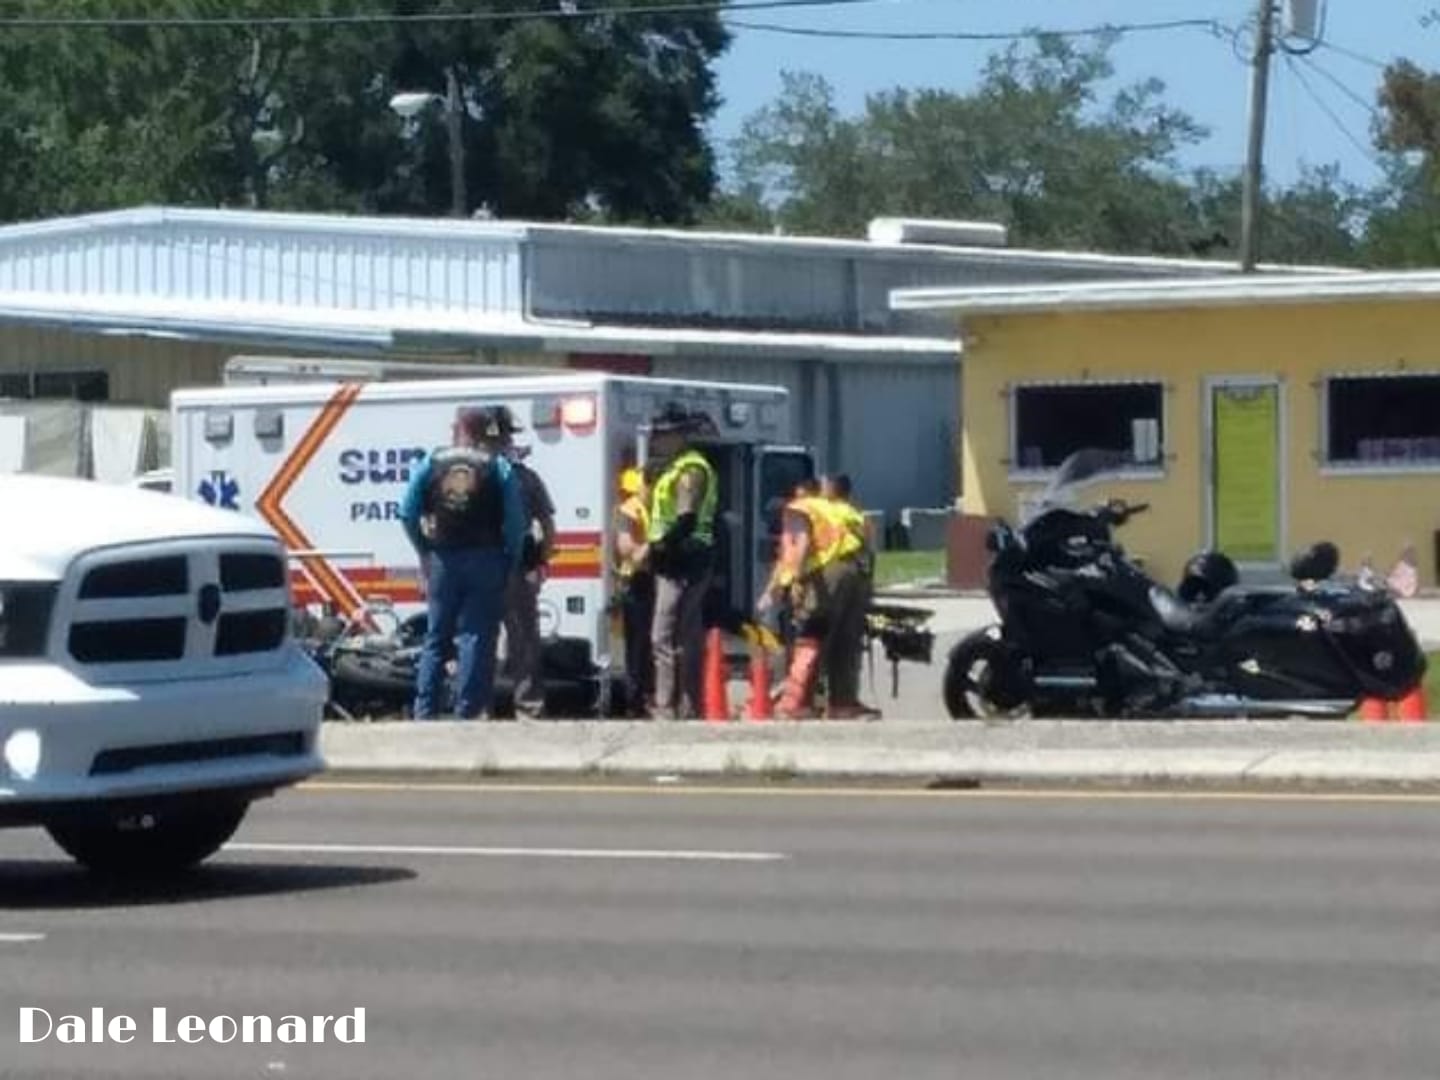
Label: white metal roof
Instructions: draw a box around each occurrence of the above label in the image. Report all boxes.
[0,289,959,363]
[0,205,1347,275]
[0,205,1352,360]
[889,270,1440,318]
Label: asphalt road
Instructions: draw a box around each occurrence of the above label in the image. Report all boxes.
[6,781,1440,1078]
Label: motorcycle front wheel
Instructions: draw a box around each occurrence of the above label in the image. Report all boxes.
[943,627,1032,720]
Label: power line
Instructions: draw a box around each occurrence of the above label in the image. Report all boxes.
[1296,52,1378,118]
[723,16,1227,43]
[0,0,879,29]
[1314,39,1390,72]
[1283,52,1382,167]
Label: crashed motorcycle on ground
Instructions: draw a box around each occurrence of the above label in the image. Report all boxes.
[295,603,598,720]
[944,449,1426,720]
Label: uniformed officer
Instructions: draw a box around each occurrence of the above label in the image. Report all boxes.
[640,406,719,721]
[400,407,526,720]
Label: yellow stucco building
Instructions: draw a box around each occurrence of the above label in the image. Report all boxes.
[892,273,1440,590]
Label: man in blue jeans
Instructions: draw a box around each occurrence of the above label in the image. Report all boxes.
[400,407,526,719]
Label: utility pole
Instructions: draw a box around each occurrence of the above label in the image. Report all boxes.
[445,66,467,218]
[1239,0,1277,272]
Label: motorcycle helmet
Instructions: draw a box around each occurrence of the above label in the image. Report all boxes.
[1289,541,1340,583]
[1177,550,1238,605]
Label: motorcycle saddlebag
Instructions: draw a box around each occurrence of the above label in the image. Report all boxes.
[1316,590,1427,697]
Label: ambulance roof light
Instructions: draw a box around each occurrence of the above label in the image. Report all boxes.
[562,395,597,430]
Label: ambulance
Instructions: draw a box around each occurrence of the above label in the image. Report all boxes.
[169,370,815,706]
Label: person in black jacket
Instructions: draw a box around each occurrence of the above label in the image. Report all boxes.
[399,408,526,720]
[480,406,557,720]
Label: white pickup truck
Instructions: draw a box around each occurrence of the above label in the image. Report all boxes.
[0,474,328,875]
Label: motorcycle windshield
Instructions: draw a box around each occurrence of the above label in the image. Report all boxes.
[1024,448,1134,523]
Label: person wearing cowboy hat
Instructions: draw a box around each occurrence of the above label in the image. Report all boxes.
[637,404,719,720]
[399,406,527,720]
[474,404,557,720]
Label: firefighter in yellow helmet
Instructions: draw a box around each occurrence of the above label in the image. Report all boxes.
[612,465,655,717]
[757,488,867,719]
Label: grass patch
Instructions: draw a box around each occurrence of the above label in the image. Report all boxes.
[874,548,945,588]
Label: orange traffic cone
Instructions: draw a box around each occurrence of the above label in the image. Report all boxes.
[1397,686,1429,723]
[745,648,773,722]
[702,628,729,722]
[1359,697,1390,722]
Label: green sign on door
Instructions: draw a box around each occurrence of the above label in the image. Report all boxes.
[1213,384,1280,563]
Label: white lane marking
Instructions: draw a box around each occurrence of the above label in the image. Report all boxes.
[0,933,45,943]
[226,842,789,863]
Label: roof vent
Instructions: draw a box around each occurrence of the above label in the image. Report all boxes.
[867,217,1008,249]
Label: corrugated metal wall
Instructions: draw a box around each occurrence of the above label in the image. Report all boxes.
[0,221,524,316]
[834,362,958,513]
[530,232,1238,337]
[0,328,571,409]
[652,353,956,517]
[531,236,854,331]
[0,326,233,407]
[651,355,809,417]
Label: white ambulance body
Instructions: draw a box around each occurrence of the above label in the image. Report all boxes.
[170,372,814,681]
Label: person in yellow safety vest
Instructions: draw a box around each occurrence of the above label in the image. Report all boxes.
[821,473,881,718]
[639,405,720,720]
[757,492,867,719]
[822,473,872,576]
[612,466,655,718]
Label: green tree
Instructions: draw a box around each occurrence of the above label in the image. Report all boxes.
[723,35,1213,254]
[0,0,730,223]
[1360,58,1440,266]
[718,34,1373,265]
[1182,165,1367,267]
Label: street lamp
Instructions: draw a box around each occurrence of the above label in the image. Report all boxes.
[389,67,466,218]
[245,124,295,209]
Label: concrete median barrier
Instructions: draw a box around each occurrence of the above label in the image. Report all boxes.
[318,719,1440,788]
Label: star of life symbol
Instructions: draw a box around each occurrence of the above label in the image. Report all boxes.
[198,470,241,510]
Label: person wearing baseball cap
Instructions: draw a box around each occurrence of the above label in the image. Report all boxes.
[399,406,527,719]
[472,404,558,720]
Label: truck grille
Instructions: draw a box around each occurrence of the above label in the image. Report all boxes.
[70,618,188,663]
[79,556,189,599]
[60,538,291,681]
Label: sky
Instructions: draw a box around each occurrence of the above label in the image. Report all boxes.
[708,0,1435,192]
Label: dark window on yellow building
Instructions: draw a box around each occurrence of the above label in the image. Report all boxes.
[1012,382,1163,471]
[1326,375,1440,466]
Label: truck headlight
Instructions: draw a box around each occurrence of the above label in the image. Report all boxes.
[3,729,40,781]
[0,584,57,658]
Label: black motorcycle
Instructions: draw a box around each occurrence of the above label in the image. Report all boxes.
[943,449,1427,720]
[297,604,601,720]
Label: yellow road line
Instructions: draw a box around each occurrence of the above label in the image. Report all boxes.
[299,780,1440,805]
